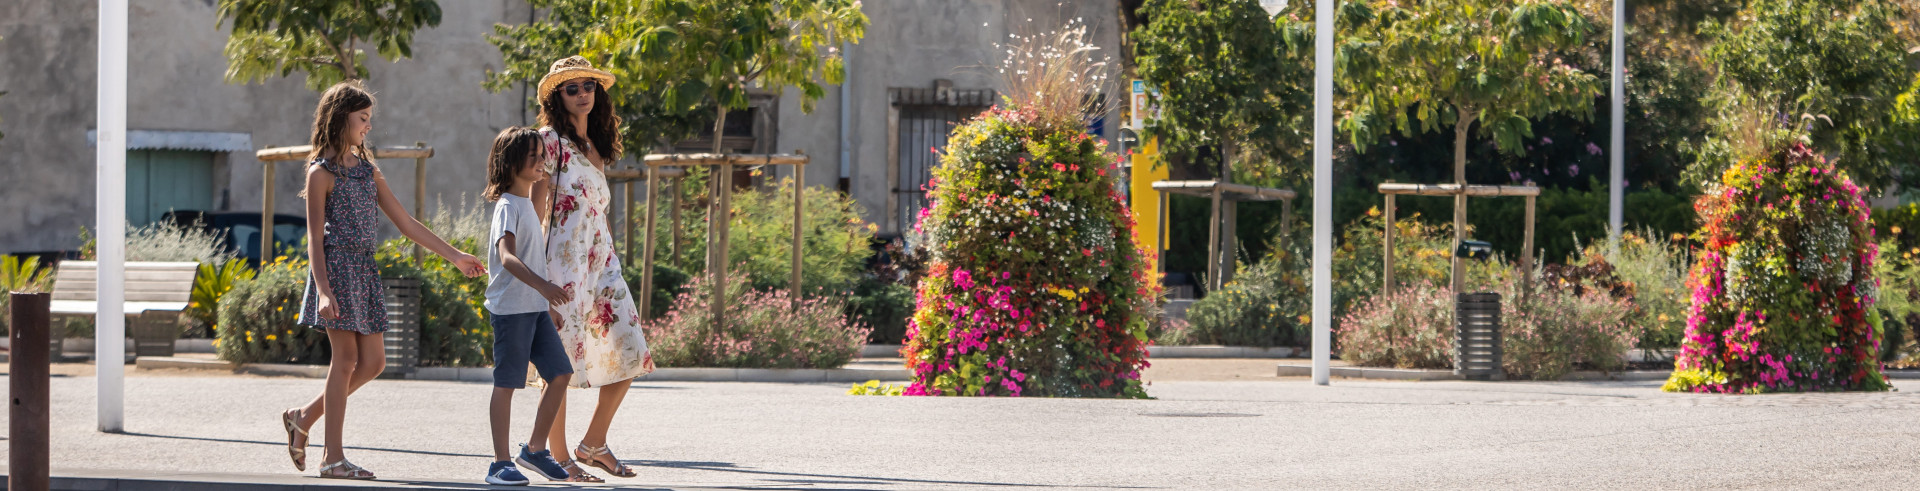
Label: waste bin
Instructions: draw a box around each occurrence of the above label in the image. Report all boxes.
[1454,292,1505,380]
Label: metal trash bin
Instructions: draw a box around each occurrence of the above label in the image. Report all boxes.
[1454,292,1505,380]
[381,277,422,377]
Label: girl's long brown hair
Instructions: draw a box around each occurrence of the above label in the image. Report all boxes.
[538,79,622,164]
[308,81,378,167]
[484,127,543,202]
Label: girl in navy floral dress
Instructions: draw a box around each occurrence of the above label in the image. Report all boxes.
[277,81,485,480]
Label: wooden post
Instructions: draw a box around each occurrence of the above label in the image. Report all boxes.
[262,161,276,262]
[1157,190,1170,275]
[1522,195,1536,299]
[1280,197,1293,253]
[709,108,732,335]
[639,166,660,319]
[1384,193,1396,294]
[413,141,426,264]
[1206,185,1223,291]
[1221,199,1237,286]
[624,179,636,264]
[791,151,806,311]
[10,292,51,491]
[670,176,681,268]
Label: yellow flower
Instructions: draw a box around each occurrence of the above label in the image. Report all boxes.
[1298,315,1311,324]
[1657,314,1669,322]
[1894,226,1904,235]
[1367,207,1381,217]
[265,334,277,341]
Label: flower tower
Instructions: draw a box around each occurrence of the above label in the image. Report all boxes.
[1665,142,1889,393]
[901,22,1156,398]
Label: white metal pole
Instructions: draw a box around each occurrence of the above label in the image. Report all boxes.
[839,41,853,188]
[1608,0,1625,257]
[1311,0,1334,386]
[95,0,129,433]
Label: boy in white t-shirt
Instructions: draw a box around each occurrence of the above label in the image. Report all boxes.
[479,127,574,485]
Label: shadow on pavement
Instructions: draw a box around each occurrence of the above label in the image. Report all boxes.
[630,460,1153,489]
[120,431,492,459]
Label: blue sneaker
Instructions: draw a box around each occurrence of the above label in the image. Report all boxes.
[514,444,571,481]
[485,461,528,486]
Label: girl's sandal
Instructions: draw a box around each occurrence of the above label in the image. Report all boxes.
[575,444,637,478]
[555,460,605,483]
[317,459,375,480]
[281,409,308,471]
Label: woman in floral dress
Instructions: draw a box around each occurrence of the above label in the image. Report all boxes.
[530,56,653,482]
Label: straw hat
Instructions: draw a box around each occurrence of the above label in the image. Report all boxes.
[537,56,616,100]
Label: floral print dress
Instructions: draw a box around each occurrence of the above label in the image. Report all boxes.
[298,157,387,334]
[540,127,655,388]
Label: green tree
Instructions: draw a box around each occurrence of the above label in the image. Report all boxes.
[582,0,866,151]
[1293,0,1603,292]
[484,0,713,151]
[217,0,443,90]
[1687,0,1920,190]
[1130,0,1312,180]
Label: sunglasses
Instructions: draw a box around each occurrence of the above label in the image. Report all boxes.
[562,80,599,96]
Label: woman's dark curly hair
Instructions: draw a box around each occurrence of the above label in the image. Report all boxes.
[538,80,622,164]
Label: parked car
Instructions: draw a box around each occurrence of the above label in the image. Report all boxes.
[160,211,307,266]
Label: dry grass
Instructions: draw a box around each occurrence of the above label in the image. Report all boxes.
[992,16,1114,131]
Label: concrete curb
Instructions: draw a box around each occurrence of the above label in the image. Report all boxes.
[860,344,903,358]
[1150,346,1297,358]
[403,366,914,383]
[867,343,1303,359]
[2,467,623,490]
[1274,364,1465,381]
[1275,363,1677,382]
[127,357,909,383]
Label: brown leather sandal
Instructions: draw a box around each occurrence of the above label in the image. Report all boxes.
[281,409,308,471]
[575,444,637,478]
[317,459,375,480]
[555,460,604,483]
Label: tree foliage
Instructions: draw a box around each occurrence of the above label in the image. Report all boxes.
[588,0,866,129]
[485,0,712,152]
[1320,0,1603,165]
[217,0,443,90]
[1686,0,1920,191]
[1130,0,1312,178]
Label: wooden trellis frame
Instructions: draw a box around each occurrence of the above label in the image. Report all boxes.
[605,165,684,320]
[1150,180,1296,292]
[1375,182,1539,297]
[640,152,809,332]
[256,143,433,262]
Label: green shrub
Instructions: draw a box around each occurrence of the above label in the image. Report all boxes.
[643,274,868,368]
[186,261,256,338]
[1336,279,1638,380]
[846,277,914,344]
[1332,210,1516,332]
[376,239,491,368]
[1182,249,1308,348]
[216,255,328,364]
[1594,230,1692,352]
[622,261,691,320]
[0,255,54,335]
[1503,282,1638,380]
[1335,280,1455,369]
[725,177,875,292]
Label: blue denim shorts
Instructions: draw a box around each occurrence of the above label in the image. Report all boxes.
[489,311,573,389]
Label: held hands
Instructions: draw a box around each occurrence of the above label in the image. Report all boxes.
[450,253,486,277]
[539,281,573,306]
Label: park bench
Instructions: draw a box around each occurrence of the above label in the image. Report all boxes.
[49,261,199,358]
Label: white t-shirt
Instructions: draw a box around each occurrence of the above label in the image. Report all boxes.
[484,193,550,315]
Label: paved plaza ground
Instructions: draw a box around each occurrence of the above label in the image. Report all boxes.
[2,360,1918,490]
